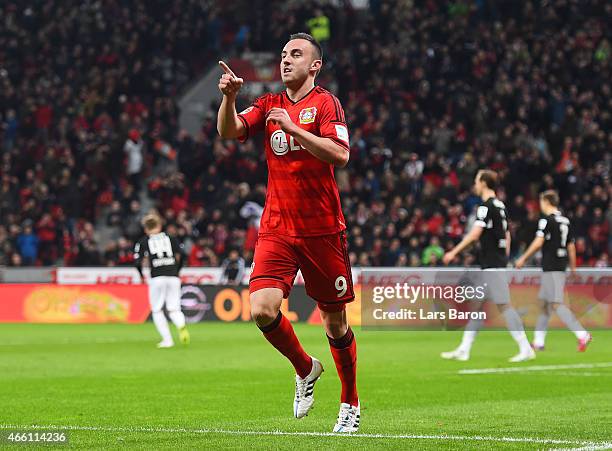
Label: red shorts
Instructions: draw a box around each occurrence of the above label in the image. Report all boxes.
[249,232,355,312]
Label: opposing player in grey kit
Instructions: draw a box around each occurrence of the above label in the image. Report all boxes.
[442,170,535,362]
[516,190,592,352]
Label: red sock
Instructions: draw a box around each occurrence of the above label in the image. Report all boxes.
[259,312,312,378]
[328,327,358,407]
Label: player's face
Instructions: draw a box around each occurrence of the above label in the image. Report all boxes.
[473,175,484,196]
[280,39,321,86]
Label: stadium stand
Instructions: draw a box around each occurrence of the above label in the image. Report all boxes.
[0,0,609,268]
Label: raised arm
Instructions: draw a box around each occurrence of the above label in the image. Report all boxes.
[217,61,245,139]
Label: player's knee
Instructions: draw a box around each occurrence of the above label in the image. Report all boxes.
[325,322,347,338]
[251,304,278,325]
[319,309,348,338]
[250,299,279,325]
[495,303,509,314]
[249,288,283,325]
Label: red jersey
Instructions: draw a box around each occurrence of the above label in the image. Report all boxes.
[237,86,349,237]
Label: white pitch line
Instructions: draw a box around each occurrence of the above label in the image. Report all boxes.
[0,424,610,448]
[458,362,612,375]
[0,338,152,347]
[553,445,612,451]
[547,372,612,377]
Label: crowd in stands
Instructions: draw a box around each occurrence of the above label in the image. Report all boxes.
[0,0,609,268]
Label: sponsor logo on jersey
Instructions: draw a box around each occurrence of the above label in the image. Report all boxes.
[240,106,254,115]
[299,107,317,124]
[270,130,305,156]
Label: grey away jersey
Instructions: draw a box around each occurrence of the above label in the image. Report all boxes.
[536,211,574,272]
[134,232,185,278]
[474,197,509,269]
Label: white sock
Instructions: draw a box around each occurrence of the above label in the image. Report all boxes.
[534,313,550,347]
[168,310,186,329]
[533,329,547,347]
[458,319,483,352]
[555,305,588,340]
[503,308,531,353]
[152,311,173,343]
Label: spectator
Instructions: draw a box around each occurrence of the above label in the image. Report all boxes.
[17,224,39,265]
[422,237,444,266]
[75,240,101,266]
[123,201,143,241]
[307,9,331,51]
[106,201,123,236]
[188,237,219,267]
[124,130,144,192]
[9,253,23,267]
[36,214,58,265]
[220,249,246,285]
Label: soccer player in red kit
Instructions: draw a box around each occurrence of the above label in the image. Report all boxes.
[217,33,359,433]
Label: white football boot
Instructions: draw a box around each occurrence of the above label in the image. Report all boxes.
[508,347,536,363]
[333,402,360,433]
[293,357,323,419]
[440,348,470,361]
[156,340,174,349]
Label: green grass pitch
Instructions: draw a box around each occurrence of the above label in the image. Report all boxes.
[0,322,611,449]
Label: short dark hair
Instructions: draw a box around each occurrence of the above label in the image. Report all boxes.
[289,32,322,60]
[477,169,498,189]
[540,190,560,207]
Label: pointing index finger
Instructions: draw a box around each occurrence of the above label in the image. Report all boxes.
[218,60,238,79]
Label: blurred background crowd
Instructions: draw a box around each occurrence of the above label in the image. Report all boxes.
[0,0,609,268]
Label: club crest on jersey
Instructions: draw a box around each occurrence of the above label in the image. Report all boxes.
[299,107,317,124]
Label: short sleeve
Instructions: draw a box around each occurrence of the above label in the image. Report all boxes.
[474,204,489,228]
[567,222,575,244]
[134,239,146,261]
[317,94,350,150]
[171,237,186,256]
[237,95,267,143]
[535,218,549,237]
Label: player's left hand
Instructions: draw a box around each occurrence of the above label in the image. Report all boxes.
[266,108,296,133]
[515,258,525,269]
